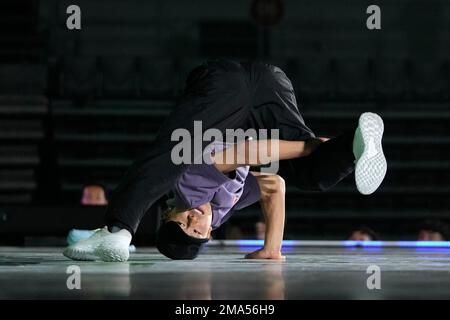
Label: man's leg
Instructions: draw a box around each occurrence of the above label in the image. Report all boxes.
[279,132,355,191]
[215,117,383,193]
[249,63,386,194]
[280,112,387,194]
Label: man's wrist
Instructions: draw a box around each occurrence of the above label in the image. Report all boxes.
[262,245,282,253]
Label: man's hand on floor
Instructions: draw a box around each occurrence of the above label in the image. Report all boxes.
[245,247,285,260]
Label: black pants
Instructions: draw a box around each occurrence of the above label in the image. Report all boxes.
[105,59,355,234]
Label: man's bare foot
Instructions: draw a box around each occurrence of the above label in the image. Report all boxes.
[245,248,285,260]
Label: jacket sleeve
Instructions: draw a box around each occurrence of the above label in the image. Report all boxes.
[233,173,261,210]
[173,163,232,209]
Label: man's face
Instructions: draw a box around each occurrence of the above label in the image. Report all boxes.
[418,230,445,241]
[168,203,213,239]
[348,230,373,241]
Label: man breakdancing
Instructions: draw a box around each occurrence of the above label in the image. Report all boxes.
[63,59,387,261]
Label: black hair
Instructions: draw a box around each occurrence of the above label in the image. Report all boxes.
[156,221,209,260]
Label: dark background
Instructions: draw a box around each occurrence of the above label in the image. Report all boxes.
[0,0,449,243]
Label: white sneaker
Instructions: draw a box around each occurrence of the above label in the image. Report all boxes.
[67,229,99,246]
[353,112,387,195]
[63,227,131,262]
[67,228,137,252]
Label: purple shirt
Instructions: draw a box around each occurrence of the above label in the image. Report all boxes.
[172,142,261,229]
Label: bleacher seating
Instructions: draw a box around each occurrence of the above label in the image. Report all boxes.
[0,94,48,204]
[373,59,411,101]
[0,0,41,63]
[1,0,449,226]
[50,98,172,201]
[60,56,101,98]
[410,60,449,101]
[100,56,138,97]
[335,58,373,101]
[290,58,334,102]
[0,65,47,94]
[138,57,176,98]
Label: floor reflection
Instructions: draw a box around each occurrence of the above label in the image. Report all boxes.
[125,260,286,299]
[75,263,132,298]
[2,247,450,299]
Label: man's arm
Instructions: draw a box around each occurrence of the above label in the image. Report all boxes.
[213,138,327,173]
[245,172,286,260]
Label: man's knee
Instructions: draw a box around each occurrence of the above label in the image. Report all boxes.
[265,174,286,194]
[272,175,286,193]
[256,174,286,201]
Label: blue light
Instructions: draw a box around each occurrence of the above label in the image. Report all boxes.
[236,240,264,246]
[282,240,296,246]
[343,241,450,248]
[211,240,450,248]
[398,241,450,248]
[343,241,384,247]
[236,240,298,247]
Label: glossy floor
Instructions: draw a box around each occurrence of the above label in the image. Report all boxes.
[1,246,450,299]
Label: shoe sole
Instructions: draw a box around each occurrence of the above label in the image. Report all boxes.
[355,112,387,195]
[63,246,97,261]
[95,245,130,262]
[63,245,130,262]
